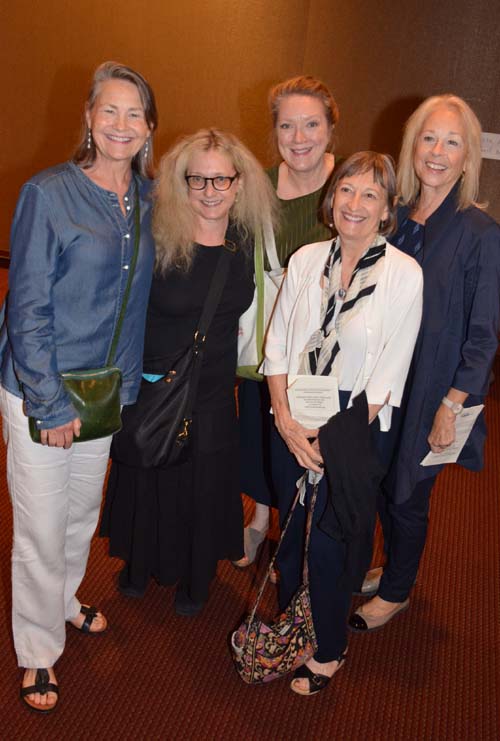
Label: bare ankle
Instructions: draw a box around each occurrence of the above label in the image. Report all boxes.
[250,503,269,532]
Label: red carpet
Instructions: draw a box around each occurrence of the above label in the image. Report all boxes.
[0,261,498,738]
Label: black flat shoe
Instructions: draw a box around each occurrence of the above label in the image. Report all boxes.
[348,598,410,633]
[290,651,347,696]
[117,568,147,598]
[21,669,59,713]
[174,587,205,617]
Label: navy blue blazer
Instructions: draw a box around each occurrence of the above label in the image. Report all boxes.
[392,182,500,502]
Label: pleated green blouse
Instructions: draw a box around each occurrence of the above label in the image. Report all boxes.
[267,165,334,267]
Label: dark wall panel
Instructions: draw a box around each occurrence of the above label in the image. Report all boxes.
[305,0,500,218]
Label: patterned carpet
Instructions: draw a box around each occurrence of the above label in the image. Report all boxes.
[0,264,498,738]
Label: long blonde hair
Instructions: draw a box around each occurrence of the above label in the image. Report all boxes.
[398,94,483,211]
[153,129,279,272]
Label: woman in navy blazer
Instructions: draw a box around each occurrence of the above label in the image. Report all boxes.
[349,94,500,632]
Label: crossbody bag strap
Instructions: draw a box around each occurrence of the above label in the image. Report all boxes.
[182,246,234,424]
[302,476,320,585]
[196,246,232,338]
[253,231,265,364]
[247,471,320,625]
[106,178,141,366]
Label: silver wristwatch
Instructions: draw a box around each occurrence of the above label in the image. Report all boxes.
[441,396,463,415]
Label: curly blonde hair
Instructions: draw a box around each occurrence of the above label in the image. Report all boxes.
[153,129,279,272]
[398,94,483,211]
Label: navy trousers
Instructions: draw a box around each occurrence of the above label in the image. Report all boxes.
[376,476,437,602]
[238,379,275,506]
[276,473,351,661]
[271,391,384,662]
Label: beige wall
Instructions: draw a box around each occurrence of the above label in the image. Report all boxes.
[1,0,311,247]
[1,0,499,248]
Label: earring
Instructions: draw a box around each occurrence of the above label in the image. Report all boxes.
[143,139,149,158]
[87,129,92,150]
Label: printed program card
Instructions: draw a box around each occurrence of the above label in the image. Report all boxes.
[420,404,484,466]
[287,374,340,429]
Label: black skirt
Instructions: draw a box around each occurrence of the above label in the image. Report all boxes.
[100,403,244,603]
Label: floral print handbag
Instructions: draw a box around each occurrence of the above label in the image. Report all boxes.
[231,474,318,684]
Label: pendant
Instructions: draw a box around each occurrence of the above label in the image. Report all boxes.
[336,287,346,300]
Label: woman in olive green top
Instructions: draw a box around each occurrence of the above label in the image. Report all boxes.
[235,76,339,567]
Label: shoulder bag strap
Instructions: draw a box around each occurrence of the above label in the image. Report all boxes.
[181,245,234,425]
[262,219,281,272]
[301,476,320,585]
[247,472,320,625]
[196,246,232,338]
[106,178,141,366]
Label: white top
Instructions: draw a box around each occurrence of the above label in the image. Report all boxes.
[263,239,424,431]
[331,303,367,391]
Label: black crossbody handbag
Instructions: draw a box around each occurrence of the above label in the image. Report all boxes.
[28,181,141,444]
[111,245,233,469]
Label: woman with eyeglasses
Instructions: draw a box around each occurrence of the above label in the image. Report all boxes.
[101,129,278,615]
[235,76,339,569]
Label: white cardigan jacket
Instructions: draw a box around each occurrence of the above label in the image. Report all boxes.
[263,240,423,431]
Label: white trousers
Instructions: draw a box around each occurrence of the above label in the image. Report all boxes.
[0,386,111,668]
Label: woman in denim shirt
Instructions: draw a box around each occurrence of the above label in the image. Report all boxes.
[0,62,157,712]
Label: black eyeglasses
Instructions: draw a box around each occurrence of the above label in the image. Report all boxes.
[185,174,239,191]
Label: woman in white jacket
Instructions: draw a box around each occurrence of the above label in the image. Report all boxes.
[263,151,423,696]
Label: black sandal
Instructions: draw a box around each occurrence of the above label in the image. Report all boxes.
[70,604,107,634]
[290,651,347,696]
[21,668,59,712]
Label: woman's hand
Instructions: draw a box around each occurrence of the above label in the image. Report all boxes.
[267,373,323,472]
[427,405,456,453]
[274,409,323,473]
[40,418,81,449]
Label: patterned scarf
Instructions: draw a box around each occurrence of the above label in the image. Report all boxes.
[298,235,386,377]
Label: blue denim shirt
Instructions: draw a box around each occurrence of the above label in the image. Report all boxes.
[0,161,155,429]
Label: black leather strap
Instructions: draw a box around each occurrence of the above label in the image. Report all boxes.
[21,668,59,698]
[181,246,233,428]
[79,604,98,633]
